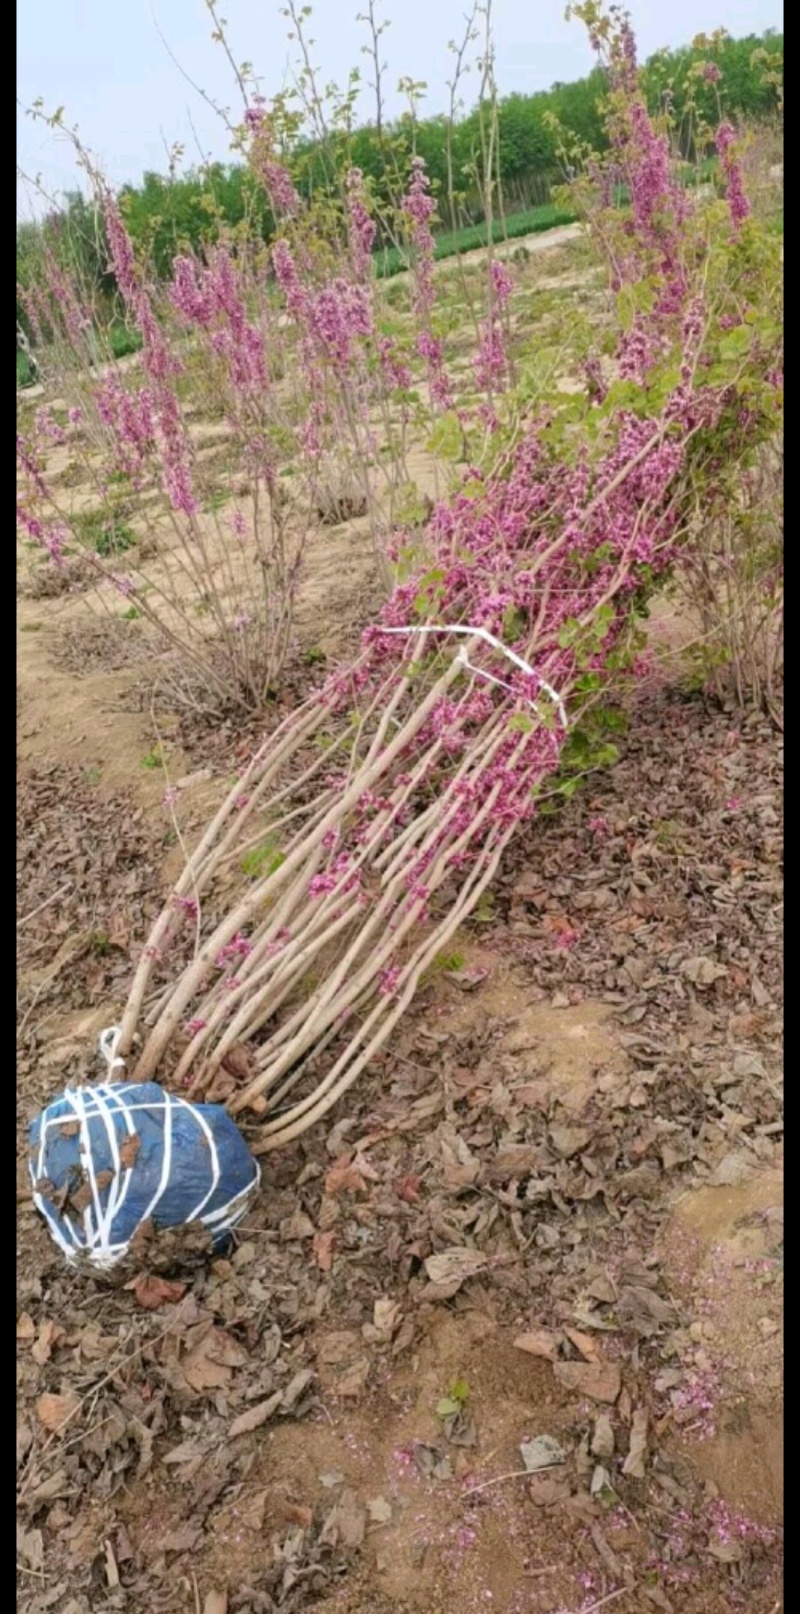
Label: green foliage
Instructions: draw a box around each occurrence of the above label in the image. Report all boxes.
[16,30,781,341]
[376,202,578,278]
[71,507,137,557]
[240,835,286,879]
[436,1377,470,1418]
[536,702,628,814]
[108,323,143,360]
[17,350,35,388]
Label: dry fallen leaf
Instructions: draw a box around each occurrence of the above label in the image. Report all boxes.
[552,1360,622,1404]
[591,1414,615,1459]
[31,1319,66,1365]
[528,1470,571,1506]
[203,1593,228,1614]
[564,1327,601,1363]
[519,1435,567,1472]
[367,1495,393,1525]
[325,1156,368,1196]
[621,1408,648,1478]
[129,1273,187,1310]
[320,1488,367,1549]
[16,1311,36,1342]
[681,956,728,988]
[317,1331,371,1396]
[313,1229,335,1271]
[36,1389,81,1432]
[424,1247,488,1287]
[119,1133,141,1169]
[182,1326,247,1393]
[238,1490,268,1531]
[16,1526,44,1572]
[513,1329,560,1361]
[227,1393,283,1438]
[372,1297,401,1339]
[394,1174,422,1203]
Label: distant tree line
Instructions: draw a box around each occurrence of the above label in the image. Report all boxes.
[17,29,782,346]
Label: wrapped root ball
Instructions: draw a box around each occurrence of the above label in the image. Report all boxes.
[29,1081,260,1271]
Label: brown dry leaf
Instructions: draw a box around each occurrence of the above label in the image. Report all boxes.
[119,1133,141,1169]
[681,956,728,988]
[130,1273,187,1310]
[372,1297,401,1339]
[68,1178,99,1214]
[528,1470,571,1506]
[553,1360,621,1404]
[16,1311,36,1342]
[155,1523,203,1555]
[564,1327,601,1363]
[318,1331,371,1396]
[36,1389,81,1432]
[313,1229,335,1271]
[549,1125,591,1158]
[513,1329,560,1361]
[445,965,489,991]
[32,1319,66,1364]
[203,1594,228,1614]
[394,1174,422,1203]
[325,1157,368,1196]
[621,1408,648,1478]
[227,1392,283,1438]
[220,1042,254,1082]
[424,1247,488,1288]
[591,1414,615,1459]
[16,1526,44,1572]
[281,1368,315,1409]
[17,1420,33,1466]
[182,1326,247,1393]
[320,1488,367,1549]
[708,1539,745,1564]
[238,1490,268,1531]
[484,1144,541,1182]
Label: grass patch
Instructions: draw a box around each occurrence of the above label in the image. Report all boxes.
[71,506,138,557]
[17,349,36,389]
[375,202,579,279]
[108,323,143,361]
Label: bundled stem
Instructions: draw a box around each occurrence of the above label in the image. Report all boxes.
[106,7,783,1146]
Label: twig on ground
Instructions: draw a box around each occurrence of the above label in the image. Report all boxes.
[17,881,73,929]
[464,1461,564,1496]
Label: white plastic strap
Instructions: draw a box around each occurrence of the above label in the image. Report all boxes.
[379,624,568,728]
[99,1025,126,1075]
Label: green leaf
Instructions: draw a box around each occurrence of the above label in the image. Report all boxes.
[559,775,584,798]
[508,712,534,733]
[436,1398,460,1419]
[719,325,752,360]
[426,411,462,461]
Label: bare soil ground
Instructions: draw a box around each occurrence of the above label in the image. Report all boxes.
[17,234,783,1614]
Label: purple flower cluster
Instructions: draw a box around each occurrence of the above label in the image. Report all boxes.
[102,190,198,515]
[245,106,301,218]
[171,250,266,392]
[346,167,377,278]
[715,122,751,227]
[402,159,454,412]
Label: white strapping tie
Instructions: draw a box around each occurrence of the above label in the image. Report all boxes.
[99,1025,126,1076]
[378,624,569,728]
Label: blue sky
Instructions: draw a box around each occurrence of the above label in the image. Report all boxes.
[17,0,782,214]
